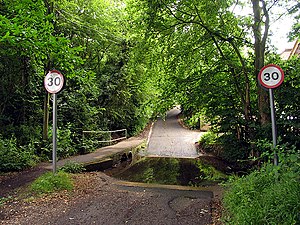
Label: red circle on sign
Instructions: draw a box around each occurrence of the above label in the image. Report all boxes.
[44,70,64,94]
[258,64,284,89]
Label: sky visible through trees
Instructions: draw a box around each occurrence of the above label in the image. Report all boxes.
[230,1,296,53]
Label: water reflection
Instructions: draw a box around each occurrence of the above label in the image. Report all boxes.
[106,157,227,186]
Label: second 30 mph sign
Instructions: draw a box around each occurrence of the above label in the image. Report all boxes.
[258,64,284,89]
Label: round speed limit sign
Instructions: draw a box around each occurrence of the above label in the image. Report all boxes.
[44,70,64,94]
[258,64,284,89]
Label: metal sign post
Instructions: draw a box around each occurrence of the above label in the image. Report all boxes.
[52,93,58,173]
[44,70,65,173]
[269,89,278,165]
[258,64,284,166]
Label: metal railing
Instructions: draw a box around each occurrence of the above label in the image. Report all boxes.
[82,129,127,144]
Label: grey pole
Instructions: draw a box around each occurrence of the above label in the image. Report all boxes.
[269,89,278,166]
[53,93,58,173]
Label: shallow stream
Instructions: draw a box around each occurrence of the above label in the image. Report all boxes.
[104,157,227,187]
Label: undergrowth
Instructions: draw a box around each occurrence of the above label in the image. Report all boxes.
[30,171,73,194]
[222,149,300,225]
[59,161,86,173]
[0,136,38,172]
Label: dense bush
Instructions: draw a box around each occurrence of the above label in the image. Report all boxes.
[199,132,250,162]
[0,136,38,172]
[222,150,300,224]
[276,58,300,149]
[218,134,250,162]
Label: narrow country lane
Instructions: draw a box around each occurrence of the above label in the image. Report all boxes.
[147,107,203,158]
[0,107,216,225]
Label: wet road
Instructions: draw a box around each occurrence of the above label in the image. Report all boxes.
[146,107,203,158]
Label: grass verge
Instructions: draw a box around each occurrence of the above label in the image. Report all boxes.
[30,171,73,194]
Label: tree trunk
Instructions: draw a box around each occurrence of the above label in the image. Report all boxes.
[42,92,49,140]
[42,0,54,141]
[252,0,270,125]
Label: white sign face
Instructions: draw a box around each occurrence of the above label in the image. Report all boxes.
[44,70,64,94]
[258,64,284,89]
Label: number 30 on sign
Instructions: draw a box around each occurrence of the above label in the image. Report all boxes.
[44,70,64,94]
[258,64,284,89]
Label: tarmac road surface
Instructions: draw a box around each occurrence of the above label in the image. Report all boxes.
[146,107,203,158]
[0,173,215,225]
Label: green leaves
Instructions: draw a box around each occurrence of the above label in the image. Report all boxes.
[0,0,298,172]
[0,0,158,165]
[0,136,38,171]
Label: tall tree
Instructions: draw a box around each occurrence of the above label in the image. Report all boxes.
[251,0,299,125]
[252,0,271,126]
[289,1,300,40]
[128,0,255,139]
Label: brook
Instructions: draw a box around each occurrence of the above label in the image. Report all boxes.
[103,157,227,187]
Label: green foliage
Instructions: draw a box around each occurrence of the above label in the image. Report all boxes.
[275,58,300,149]
[0,0,298,172]
[199,131,218,146]
[30,171,73,194]
[218,134,250,162]
[198,131,220,154]
[0,0,159,171]
[199,131,249,162]
[39,125,79,160]
[129,0,256,149]
[59,161,86,173]
[127,0,300,165]
[181,112,202,130]
[56,127,76,159]
[0,136,38,172]
[222,150,300,225]
[288,1,300,40]
[0,0,83,160]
